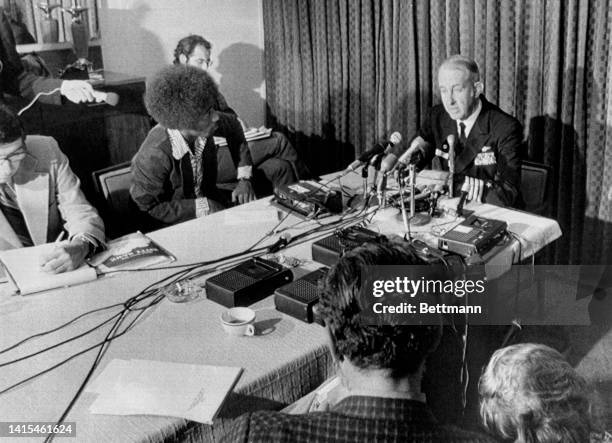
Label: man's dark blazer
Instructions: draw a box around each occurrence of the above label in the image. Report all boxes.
[130,114,253,228]
[417,96,522,207]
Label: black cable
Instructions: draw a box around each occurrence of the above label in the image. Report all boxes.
[0,311,123,367]
[0,250,240,369]
[0,301,124,355]
[43,308,131,443]
[245,209,294,251]
[4,223,270,355]
[43,291,168,443]
[8,182,377,441]
[1,230,273,384]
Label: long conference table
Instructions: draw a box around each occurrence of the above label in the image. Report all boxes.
[0,171,561,442]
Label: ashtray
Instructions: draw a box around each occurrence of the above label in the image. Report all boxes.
[165,280,202,303]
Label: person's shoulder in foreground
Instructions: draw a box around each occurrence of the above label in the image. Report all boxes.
[222,396,499,442]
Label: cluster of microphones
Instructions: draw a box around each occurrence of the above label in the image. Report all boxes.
[345,131,428,199]
[346,131,468,217]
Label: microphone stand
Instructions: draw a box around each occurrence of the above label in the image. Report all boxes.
[448,141,455,198]
[369,154,382,197]
[405,164,431,227]
[361,164,369,201]
[377,174,388,208]
[397,170,410,234]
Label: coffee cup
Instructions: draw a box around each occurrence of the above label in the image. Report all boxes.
[220,307,256,336]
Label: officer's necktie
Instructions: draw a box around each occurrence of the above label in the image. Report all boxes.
[458,122,467,154]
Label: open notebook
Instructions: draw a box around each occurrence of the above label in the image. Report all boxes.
[0,232,175,295]
[0,243,97,295]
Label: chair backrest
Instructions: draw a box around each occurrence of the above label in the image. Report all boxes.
[92,162,134,237]
[520,161,551,215]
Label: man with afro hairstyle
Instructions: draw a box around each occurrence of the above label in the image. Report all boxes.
[130,65,256,228]
[173,34,311,184]
[222,239,496,443]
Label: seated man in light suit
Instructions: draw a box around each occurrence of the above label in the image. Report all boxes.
[174,35,311,190]
[405,54,522,207]
[0,105,104,273]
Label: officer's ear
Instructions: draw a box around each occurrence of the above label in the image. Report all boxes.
[178,54,188,65]
[474,81,484,97]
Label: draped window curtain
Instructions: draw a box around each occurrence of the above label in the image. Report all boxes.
[262,0,612,265]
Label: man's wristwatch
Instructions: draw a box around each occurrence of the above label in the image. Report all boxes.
[72,235,100,258]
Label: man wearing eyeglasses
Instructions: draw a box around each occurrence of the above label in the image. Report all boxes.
[173,35,310,190]
[0,105,104,273]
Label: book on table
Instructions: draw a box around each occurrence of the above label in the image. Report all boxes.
[88,231,175,273]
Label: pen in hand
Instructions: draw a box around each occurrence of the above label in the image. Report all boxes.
[40,231,87,274]
[39,231,66,272]
[55,231,66,243]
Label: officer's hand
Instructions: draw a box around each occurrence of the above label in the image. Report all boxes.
[461,176,485,203]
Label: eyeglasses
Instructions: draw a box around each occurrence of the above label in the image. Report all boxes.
[0,147,27,166]
[188,57,213,70]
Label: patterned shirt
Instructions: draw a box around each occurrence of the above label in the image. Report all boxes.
[221,396,498,443]
[167,129,253,217]
[167,129,210,217]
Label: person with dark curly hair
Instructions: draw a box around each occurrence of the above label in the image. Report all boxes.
[221,239,496,443]
[173,34,311,188]
[479,343,611,443]
[130,65,256,228]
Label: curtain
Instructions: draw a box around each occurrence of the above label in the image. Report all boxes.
[262,0,612,265]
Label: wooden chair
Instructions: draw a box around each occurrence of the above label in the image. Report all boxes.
[92,162,137,238]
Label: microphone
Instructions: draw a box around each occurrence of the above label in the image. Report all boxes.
[346,143,385,171]
[91,90,120,106]
[370,152,384,170]
[429,184,446,216]
[379,132,403,174]
[346,132,402,171]
[387,131,403,149]
[379,133,403,173]
[375,132,403,199]
[447,134,456,197]
[456,180,469,217]
[396,136,426,171]
[267,232,292,253]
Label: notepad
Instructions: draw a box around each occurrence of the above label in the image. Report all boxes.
[0,243,98,295]
[88,359,243,424]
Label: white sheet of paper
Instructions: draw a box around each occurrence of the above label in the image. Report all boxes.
[89,359,243,424]
[86,359,131,394]
[0,243,97,295]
